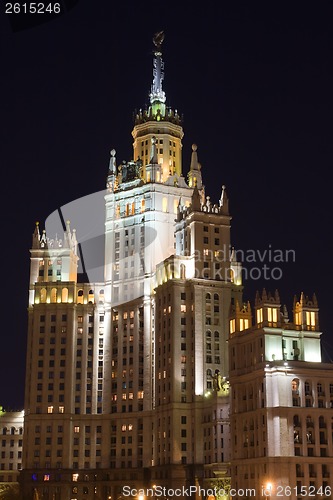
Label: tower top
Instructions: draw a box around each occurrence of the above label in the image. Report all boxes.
[150,31,166,106]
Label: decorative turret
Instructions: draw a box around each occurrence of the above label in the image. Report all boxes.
[229,300,252,336]
[29,221,79,306]
[254,289,281,327]
[188,144,203,189]
[32,222,41,249]
[219,185,229,215]
[293,292,319,331]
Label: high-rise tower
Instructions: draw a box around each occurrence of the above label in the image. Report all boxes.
[21,33,240,499]
[20,33,333,500]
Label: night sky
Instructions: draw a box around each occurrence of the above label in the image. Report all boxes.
[1,1,333,409]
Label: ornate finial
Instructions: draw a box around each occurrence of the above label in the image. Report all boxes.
[153,31,164,51]
[192,144,197,152]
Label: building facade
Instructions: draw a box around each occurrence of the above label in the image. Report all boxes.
[20,33,333,500]
[229,291,333,499]
[0,406,24,496]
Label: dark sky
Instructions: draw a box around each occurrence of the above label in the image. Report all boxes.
[1,1,333,409]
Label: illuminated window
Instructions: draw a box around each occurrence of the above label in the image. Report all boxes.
[162,197,167,213]
[239,319,249,331]
[128,424,133,431]
[306,311,316,329]
[40,288,47,303]
[43,474,50,481]
[295,311,301,326]
[229,319,235,334]
[180,305,186,313]
[256,308,263,324]
[59,406,64,413]
[267,307,277,323]
[47,406,53,414]
[72,473,79,482]
[121,425,127,431]
[74,426,79,433]
[51,288,57,303]
[138,391,144,399]
[61,288,68,302]
[141,199,145,212]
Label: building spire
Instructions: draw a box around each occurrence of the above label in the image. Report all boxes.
[188,144,203,189]
[150,31,166,105]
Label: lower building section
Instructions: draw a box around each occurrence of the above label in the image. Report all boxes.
[19,463,231,500]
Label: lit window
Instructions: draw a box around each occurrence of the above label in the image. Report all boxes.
[72,473,79,482]
[239,319,249,331]
[267,307,277,323]
[59,406,64,413]
[74,426,79,433]
[295,311,301,326]
[256,308,263,324]
[43,474,50,481]
[306,311,316,328]
[47,406,53,414]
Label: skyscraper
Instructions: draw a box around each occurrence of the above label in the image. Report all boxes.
[21,33,333,500]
